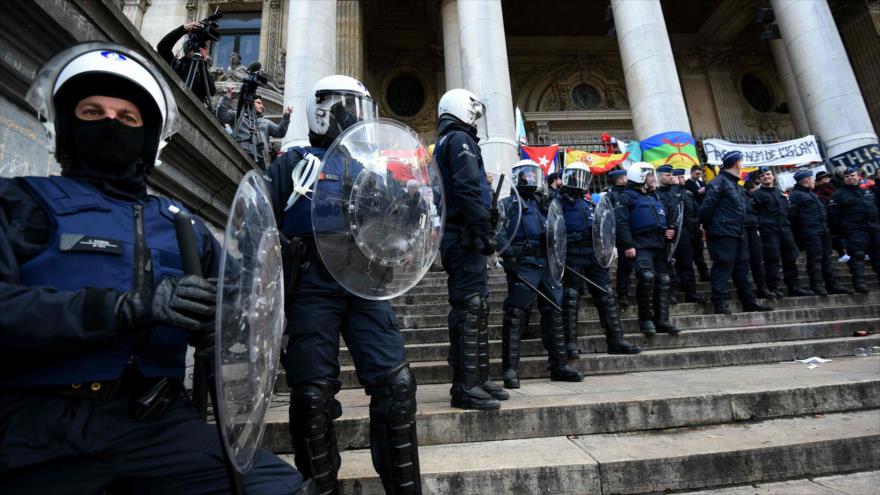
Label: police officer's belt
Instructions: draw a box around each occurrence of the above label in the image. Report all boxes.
[35,368,177,401]
[517,244,547,258]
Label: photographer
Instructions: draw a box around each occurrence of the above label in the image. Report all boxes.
[156,21,217,104]
[216,85,291,170]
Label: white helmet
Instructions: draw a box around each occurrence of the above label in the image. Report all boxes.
[512,159,545,194]
[307,74,377,139]
[26,42,179,172]
[438,88,485,127]
[626,162,655,185]
[562,162,593,191]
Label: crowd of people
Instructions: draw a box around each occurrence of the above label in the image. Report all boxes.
[2,32,880,495]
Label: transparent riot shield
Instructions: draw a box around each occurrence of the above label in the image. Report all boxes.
[592,194,617,268]
[487,171,522,254]
[546,198,567,284]
[311,119,444,300]
[214,170,286,474]
[666,200,684,263]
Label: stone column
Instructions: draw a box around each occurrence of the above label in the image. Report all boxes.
[769,39,809,136]
[457,0,517,174]
[336,0,363,80]
[282,0,337,149]
[441,0,461,91]
[121,0,150,30]
[611,0,692,139]
[771,0,878,157]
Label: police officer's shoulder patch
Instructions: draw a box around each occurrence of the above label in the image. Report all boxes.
[59,233,123,255]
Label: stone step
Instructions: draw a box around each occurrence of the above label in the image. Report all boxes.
[394,292,879,328]
[303,409,880,494]
[349,318,877,365]
[263,357,880,453]
[275,334,880,391]
[680,470,879,494]
[395,281,880,306]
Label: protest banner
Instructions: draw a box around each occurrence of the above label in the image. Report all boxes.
[702,136,822,167]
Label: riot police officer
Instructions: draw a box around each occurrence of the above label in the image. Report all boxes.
[0,43,305,494]
[500,160,584,388]
[655,165,684,306]
[672,169,705,303]
[699,151,773,315]
[560,163,640,356]
[433,88,508,411]
[607,169,633,307]
[752,167,810,297]
[615,163,680,335]
[828,167,880,293]
[789,169,852,296]
[265,75,421,494]
[744,180,774,299]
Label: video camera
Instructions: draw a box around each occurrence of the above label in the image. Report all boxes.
[239,62,275,100]
[184,9,223,53]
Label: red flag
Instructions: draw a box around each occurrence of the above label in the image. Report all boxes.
[522,144,559,175]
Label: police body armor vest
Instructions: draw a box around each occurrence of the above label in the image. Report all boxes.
[434,132,491,222]
[562,195,593,255]
[12,176,204,387]
[511,196,546,249]
[624,189,667,233]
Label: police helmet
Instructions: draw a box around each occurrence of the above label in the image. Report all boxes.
[26,42,179,172]
[438,88,486,127]
[307,75,377,140]
[626,162,655,185]
[512,159,545,195]
[562,162,592,192]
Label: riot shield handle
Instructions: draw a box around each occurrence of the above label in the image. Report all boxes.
[172,208,203,277]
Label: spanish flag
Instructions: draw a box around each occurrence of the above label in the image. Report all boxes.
[564,149,630,175]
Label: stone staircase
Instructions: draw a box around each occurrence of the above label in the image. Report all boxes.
[267,259,880,494]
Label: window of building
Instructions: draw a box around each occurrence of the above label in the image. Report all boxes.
[740,74,775,113]
[386,74,425,117]
[212,12,261,68]
[571,83,601,110]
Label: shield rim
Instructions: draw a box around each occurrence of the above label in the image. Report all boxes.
[546,198,566,284]
[592,194,617,268]
[310,118,445,300]
[214,169,286,474]
[666,200,684,263]
[492,173,522,255]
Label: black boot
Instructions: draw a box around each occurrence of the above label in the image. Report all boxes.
[714,301,731,315]
[788,287,814,297]
[561,287,581,359]
[755,285,776,299]
[850,253,870,293]
[828,285,853,295]
[290,380,341,495]
[478,296,508,400]
[450,295,500,410]
[541,307,583,382]
[618,292,631,309]
[807,258,828,296]
[653,274,681,334]
[636,271,656,336]
[598,292,640,354]
[742,299,773,312]
[370,364,422,495]
[501,306,526,389]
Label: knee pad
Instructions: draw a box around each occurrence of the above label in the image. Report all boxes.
[637,270,655,284]
[563,287,581,306]
[657,273,671,286]
[289,379,339,489]
[369,362,417,424]
[503,306,527,329]
[290,379,336,422]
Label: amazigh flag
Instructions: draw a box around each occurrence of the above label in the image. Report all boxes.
[564,149,630,175]
[640,131,699,170]
[522,144,559,175]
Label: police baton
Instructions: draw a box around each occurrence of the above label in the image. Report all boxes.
[515,274,563,312]
[563,264,608,294]
[173,208,245,495]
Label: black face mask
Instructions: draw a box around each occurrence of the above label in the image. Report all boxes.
[67,117,145,174]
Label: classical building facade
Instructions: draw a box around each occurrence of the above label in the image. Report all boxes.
[130,0,879,171]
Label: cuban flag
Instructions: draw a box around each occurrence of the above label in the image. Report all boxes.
[521,144,559,175]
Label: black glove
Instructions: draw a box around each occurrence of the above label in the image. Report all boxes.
[116,275,217,335]
[468,219,497,256]
[501,257,519,277]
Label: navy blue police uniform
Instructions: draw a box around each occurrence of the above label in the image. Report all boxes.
[607,178,634,305]
[265,146,418,494]
[433,116,509,409]
[699,170,762,311]
[744,187,771,297]
[828,180,880,292]
[0,176,302,494]
[499,192,583,386]
[655,176,683,303]
[560,190,639,355]
[789,180,847,295]
[685,175,711,279]
[615,184,678,334]
[751,180,803,295]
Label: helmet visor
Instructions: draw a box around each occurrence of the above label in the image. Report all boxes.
[562,168,592,190]
[318,92,378,139]
[512,164,544,193]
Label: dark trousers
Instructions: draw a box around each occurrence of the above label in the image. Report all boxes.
[746,227,766,289]
[564,252,611,299]
[673,234,696,293]
[440,229,489,369]
[504,257,564,367]
[692,231,710,276]
[633,248,668,276]
[616,253,634,298]
[707,234,756,304]
[761,230,800,291]
[283,253,407,413]
[0,391,302,494]
[798,232,838,290]
[844,227,880,278]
